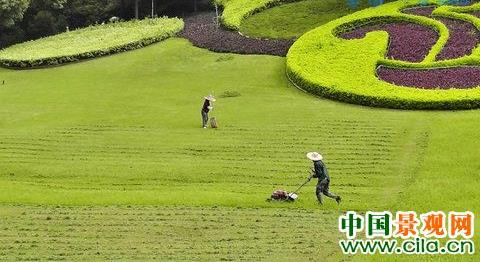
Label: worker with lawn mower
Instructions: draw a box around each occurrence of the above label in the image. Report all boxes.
[270,152,342,204]
[307,152,342,205]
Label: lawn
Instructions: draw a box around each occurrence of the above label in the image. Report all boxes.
[0,205,341,260]
[0,38,430,209]
[241,0,395,39]
[0,38,478,260]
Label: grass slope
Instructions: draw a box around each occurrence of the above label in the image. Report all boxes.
[0,38,423,209]
[0,39,478,260]
[241,0,395,39]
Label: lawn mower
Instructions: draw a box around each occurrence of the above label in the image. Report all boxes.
[268,173,313,202]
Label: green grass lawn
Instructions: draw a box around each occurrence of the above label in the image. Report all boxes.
[0,38,478,260]
[0,38,428,209]
[240,0,395,39]
[0,205,341,260]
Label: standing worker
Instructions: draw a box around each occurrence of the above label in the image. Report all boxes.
[307,152,342,204]
[201,95,216,128]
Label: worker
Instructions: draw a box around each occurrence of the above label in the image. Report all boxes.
[201,95,216,128]
[307,152,342,204]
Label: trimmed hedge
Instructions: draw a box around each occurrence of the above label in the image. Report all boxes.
[286,0,480,110]
[214,0,301,30]
[0,17,184,69]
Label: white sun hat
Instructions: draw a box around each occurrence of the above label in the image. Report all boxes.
[205,95,216,102]
[306,152,323,161]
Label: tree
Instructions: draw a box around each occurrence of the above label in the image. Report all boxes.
[0,0,30,28]
[0,25,25,48]
[119,0,206,20]
[135,0,140,19]
[23,0,67,39]
[28,10,57,38]
[115,0,139,19]
[64,0,121,28]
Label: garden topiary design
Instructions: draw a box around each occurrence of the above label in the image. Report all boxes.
[287,0,480,110]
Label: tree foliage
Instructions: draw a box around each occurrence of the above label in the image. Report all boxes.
[23,0,67,39]
[0,0,30,28]
[64,0,120,28]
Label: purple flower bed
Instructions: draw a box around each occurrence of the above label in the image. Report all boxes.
[340,21,438,62]
[437,17,480,60]
[377,66,480,89]
[179,12,294,56]
[403,6,480,60]
[340,5,480,89]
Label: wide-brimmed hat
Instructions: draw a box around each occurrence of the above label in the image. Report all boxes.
[306,152,323,161]
[205,95,216,102]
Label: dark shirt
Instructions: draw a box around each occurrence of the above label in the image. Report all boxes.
[313,160,329,181]
[202,99,211,113]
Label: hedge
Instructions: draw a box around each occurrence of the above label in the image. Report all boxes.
[0,17,184,69]
[214,0,301,30]
[286,0,480,110]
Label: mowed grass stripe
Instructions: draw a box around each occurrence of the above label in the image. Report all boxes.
[0,205,342,261]
[0,121,398,167]
[0,135,399,165]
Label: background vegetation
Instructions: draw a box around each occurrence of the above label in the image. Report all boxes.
[0,0,203,48]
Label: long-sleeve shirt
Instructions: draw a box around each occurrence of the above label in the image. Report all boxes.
[202,99,211,113]
[312,160,329,181]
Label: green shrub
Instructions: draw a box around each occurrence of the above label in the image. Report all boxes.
[0,17,184,68]
[219,90,241,98]
[286,0,480,110]
[214,0,301,30]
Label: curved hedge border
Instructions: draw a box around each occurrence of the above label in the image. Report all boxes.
[286,0,480,110]
[214,0,300,30]
[0,17,184,69]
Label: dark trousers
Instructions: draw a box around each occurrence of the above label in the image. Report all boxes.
[316,179,339,204]
[201,110,209,127]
